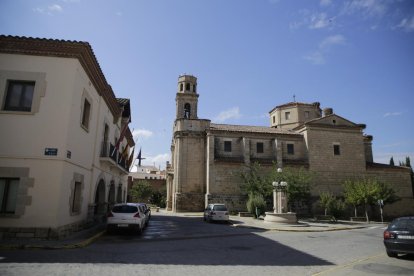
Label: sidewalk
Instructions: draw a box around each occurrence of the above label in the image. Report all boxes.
[0,223,106,250]
[161,210,386,232]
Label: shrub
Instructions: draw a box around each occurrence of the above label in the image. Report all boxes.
[247,193,266,218]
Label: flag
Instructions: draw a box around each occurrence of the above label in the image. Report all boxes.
[111,116,130,157]
[127,147,135,171]
[137,148,142,167]
[136,147,146,167]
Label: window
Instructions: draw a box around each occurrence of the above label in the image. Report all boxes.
[4,81,35,112]
[0,178,19,214]
[184,103,191,119]
[193,84,197,92]
[81,98,91,129]
[224,141,232,152]
[272,116,275,124]
[304,111,310,119]
[180,83,183,91]
[186,83,190,91]
[257,142,264,153]
[334,144,341,155]
[72,182,82,213]
[287,143,294,155]
[285,112,291,120]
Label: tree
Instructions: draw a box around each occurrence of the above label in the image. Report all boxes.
[239,162,273,197]
[389,157,395,166]
[319,192,335,216]
[129,180,153,202]
[268,165,313,212]
[343,178,399,222]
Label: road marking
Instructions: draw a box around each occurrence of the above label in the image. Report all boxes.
[312,252,385,276]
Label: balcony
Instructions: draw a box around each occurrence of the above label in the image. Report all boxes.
[100,142,129,173]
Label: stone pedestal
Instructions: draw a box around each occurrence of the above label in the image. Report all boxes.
[264,212,297,224]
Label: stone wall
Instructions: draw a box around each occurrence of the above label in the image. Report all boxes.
[174,192,205,212]
[0,219,88,240]
[206,194,248,213]
[306,128,366,174]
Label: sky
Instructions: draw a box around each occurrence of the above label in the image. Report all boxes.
[1,0,413,170]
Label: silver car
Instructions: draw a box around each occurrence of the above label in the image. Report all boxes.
[204,203,229,222]
[107,203,146,233]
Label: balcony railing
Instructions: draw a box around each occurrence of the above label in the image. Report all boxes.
[100,142,129,172]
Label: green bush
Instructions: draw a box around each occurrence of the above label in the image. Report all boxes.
[247,193,266,218]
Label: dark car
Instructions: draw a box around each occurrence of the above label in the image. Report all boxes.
[383,216,414,257]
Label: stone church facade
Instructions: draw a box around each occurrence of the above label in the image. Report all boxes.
[166,75,414,217]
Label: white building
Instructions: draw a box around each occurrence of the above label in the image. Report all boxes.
[0,36,134,239]
[130,166,166,180]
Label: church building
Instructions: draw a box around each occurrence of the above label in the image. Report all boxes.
[166,75,413,217]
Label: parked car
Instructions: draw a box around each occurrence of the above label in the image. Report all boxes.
[107,203,146,233]
[137,203,151,227]
[383,216,414,257]
[203,203,229,222]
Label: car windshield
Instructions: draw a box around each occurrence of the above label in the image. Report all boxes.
[112,205,138,213]
[390,219,414,230]
[213,205,227,211]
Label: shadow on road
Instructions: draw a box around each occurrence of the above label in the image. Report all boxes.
[0,214,334,267]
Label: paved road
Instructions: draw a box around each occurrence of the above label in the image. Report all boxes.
[1,212,413,275]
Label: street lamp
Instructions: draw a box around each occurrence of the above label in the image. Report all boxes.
[272,168,288,213]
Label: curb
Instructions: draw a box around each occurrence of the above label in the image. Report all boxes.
[231,223,368,232]
[0,230,106,250]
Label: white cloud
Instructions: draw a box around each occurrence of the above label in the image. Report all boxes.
[213,107,242,123]
[34,4,63,15]
[132,129,153,141]
[320,0,332,6]
[396,16,414,32]
[48,4,63,12]
[304,51,325,65]
[304,35,346,65]
[309,13,331,29]
[319,34,346,49]
[383,111,403,118]
[343,0,387,18]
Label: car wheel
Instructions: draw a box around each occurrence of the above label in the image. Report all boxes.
[386,250,398,258]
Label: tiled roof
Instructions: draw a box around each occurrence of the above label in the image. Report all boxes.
[269,101,321,113]
[209,123,301,136]
[0,35,121,119]
[117,98,131,120]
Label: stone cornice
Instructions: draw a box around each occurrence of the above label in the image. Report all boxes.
[0,35,121,120]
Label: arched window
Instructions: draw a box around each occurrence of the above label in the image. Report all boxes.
[186,83,190,91]
[184,103,191,119]
[180,83,183,91]
[193,84,197,93]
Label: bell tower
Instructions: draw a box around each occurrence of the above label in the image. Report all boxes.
[176,75,198,120]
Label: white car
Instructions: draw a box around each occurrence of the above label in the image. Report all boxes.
[107,203,146,233]
[203,203,229,222]
[137,203,151,227]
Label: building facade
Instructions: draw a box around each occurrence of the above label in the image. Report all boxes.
[0,36,134,239]
[167,75,414,218]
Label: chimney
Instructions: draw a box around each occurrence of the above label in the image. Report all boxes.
[323,108,333,116]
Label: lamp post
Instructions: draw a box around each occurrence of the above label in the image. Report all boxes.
[272,168,288,214]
